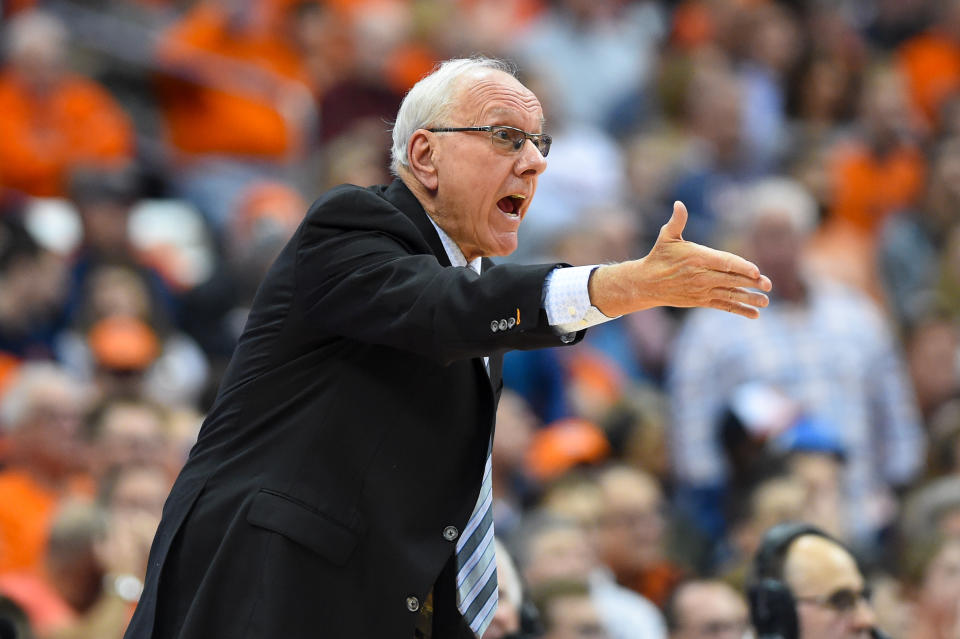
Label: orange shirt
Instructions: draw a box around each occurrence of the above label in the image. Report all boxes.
[156,4,310,159]
[898,32,960,126]
[0,470,59,576]
[625,560,686,608]
[0,470,94,577]
[0,71,134,197]
[828,142,925,235]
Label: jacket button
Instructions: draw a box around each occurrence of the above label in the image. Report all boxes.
[507,317,516,328]
[498,319,508,331]
[490,320,499,332]
[443,526,459,541]
[406,596,420,612]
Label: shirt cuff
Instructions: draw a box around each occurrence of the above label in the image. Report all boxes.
[544,265,617,335]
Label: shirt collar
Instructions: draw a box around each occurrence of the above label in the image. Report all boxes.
[426,216,483,275]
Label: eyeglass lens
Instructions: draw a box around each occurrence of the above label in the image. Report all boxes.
[492,126,551,157]
[826,587,871,612]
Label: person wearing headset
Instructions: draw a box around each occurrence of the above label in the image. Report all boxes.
[748,522,887,639]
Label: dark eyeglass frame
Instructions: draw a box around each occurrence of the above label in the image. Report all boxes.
[426,125,552,157]
[795,586,872,614]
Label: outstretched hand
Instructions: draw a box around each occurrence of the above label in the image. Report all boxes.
[589,201,772,318]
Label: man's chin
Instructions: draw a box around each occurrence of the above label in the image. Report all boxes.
[489,233,519,258]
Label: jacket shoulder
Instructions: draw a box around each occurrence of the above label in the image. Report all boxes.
[304,184,420,241]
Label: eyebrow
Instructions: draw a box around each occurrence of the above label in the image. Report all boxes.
[482,107,546,131]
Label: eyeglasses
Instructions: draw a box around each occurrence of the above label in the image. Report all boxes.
[426,125,552,157]
[796,586,872,614]
[678,619,750,638]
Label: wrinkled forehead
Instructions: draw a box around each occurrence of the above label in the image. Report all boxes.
[451,70,545,129]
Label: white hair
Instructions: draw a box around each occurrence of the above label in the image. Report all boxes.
[741,177,818,235]
[5,10,68,61]
[390,56,516,175]
[0,362,84,433]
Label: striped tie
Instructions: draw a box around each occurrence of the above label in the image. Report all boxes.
[454,445,497,636]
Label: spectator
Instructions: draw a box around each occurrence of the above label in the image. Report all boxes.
[57,261,208,408]
[905,535,960,639]
[154,0,314,226]
[0,214,68,360]
[0,11,134,198]
[514,512,665,639]
[901,476,960,544]
[878,138,960,324]
[491,390,538,537]
[904,314,960,421]
[722,475,807,590]
[669,64,755,246]
[84,397,168,477]
[62,167,176,329]
[748,524,878,639]
[5,482,162,639]
[735,3,802,172]
[531,579,610,639]
[663,579,750,639]
[811,65,926,299]
[897,0,960,129]
[0,363,92,576]
[594,465,684,608]
[668,177,924,545]
[925,399,960,478]
[481,538,525,639]
[516,0,664,129]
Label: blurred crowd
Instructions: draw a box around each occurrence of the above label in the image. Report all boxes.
[2,0,960,637]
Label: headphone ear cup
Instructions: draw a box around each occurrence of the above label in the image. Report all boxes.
[748,578,798,639]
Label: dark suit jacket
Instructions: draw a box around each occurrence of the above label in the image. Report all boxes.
[124,179,583,638]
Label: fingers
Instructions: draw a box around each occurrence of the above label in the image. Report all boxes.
[660,201,688,241]
[710,287,769,310]
[709,298,761,319]
[701,246,771,291]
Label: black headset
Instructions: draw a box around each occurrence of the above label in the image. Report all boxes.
[747,522,891,639]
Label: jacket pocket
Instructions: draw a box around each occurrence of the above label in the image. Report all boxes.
[246,489,361,566]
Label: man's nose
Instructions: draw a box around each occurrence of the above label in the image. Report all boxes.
[849,598,877,631]
[515,138,547,177]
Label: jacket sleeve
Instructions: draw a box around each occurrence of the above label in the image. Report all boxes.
[293,188,583,365]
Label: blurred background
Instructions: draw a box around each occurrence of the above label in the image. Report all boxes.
[1,0,960,637]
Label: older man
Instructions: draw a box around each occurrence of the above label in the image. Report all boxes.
[668,177,924,544]
[748,523,879,639]
[125,57,769,639]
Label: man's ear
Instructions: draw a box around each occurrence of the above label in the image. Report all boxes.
[407,130,439,191]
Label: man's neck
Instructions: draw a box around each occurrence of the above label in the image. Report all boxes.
[399,171,480,268]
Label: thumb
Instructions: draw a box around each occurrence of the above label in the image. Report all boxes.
[661,201,687,241]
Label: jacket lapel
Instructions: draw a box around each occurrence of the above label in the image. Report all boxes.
[383,180,501,398]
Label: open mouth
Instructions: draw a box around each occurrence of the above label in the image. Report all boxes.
[497,194,526,218]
